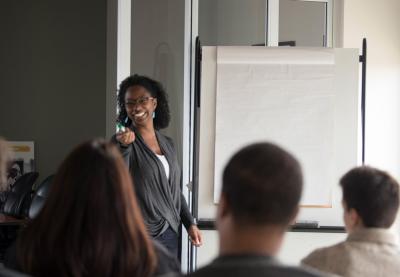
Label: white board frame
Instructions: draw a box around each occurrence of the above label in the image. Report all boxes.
[197,46,361,227]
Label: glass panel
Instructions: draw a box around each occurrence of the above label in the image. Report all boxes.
[279,0,326,47]
[199,0,267,46]
[131,0,185,161]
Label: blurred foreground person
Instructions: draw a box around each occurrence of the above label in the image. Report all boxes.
[188,142,326,277]
[11,139,180,277]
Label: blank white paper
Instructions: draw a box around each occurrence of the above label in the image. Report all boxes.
[214,47,336,206]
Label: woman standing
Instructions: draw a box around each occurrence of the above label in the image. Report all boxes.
[113,74,202,257]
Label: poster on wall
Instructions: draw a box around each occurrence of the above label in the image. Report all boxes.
[7,141,35,188]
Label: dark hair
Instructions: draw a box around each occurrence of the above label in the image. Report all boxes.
[340,166,400,228]
[17,139,156,277]
[222,142,303,226]
[117,74,170,130]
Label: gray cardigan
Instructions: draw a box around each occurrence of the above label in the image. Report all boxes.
[112,127,194,237]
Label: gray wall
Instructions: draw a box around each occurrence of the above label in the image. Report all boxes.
[199,0,266,46]
[198,0,325,47]
[130,1,188,268]
[279,0,326,47]
[131,0,185,163]
[0,0,107,182]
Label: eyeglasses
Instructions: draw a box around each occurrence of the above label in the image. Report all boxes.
[125,96,155,108]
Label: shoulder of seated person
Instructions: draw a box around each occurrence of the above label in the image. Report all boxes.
[187,259,337,277]
[286,264,338,277]
[301,241,345,265]
[302,247,328,262]
[156,273,183,277]
[251,262,337,277]
[0,267,31,277]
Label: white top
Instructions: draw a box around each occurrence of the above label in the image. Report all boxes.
[156,154,170,180]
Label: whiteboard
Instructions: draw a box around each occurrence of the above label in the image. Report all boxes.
[197,46,360,227]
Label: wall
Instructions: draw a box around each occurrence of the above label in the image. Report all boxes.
[197,230,346,267]
[342,0,400,232]
[333,0,344,47]
[194,0,400,266]
[130,0,190,268]
[131,0,185,162]
[342,0,400,180]
[0,0,107,183]
[279,0,326,46]
[198,0,266,46]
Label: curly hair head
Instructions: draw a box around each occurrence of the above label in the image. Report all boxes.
[117,74,170,130]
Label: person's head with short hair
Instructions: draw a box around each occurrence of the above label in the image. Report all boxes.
[17,139,157,277]
[217,142,302,256]
[340,166,400,232]
[0,137,12,192]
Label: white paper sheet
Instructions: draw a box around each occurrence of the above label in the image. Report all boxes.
[214,47,335,206]
[217,46,335,64]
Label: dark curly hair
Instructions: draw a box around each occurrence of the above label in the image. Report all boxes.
[117,74,170,130]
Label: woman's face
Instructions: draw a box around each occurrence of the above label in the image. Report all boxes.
[124,85,157,128]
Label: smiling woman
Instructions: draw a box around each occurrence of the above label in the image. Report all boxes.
[112,74,202,258]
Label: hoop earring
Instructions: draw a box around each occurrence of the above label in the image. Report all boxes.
[152,112,156,119]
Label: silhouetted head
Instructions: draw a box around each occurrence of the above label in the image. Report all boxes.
[18,139,156,277]
[220,142,303,228]
[340,166,399,230]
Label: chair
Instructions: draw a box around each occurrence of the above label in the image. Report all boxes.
[2,172,39,218]
[0,173,38,262]
[0,267,31,277]
[28,175,54,219]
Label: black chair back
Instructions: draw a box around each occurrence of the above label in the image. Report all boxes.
[28,174,54,219]
[2,172,39,218]
[0,267,31,277]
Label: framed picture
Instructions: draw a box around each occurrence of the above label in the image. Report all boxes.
[7,141,34,188]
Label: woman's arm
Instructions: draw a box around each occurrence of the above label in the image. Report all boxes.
[180,193,195,230]
[180,194,202,246]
